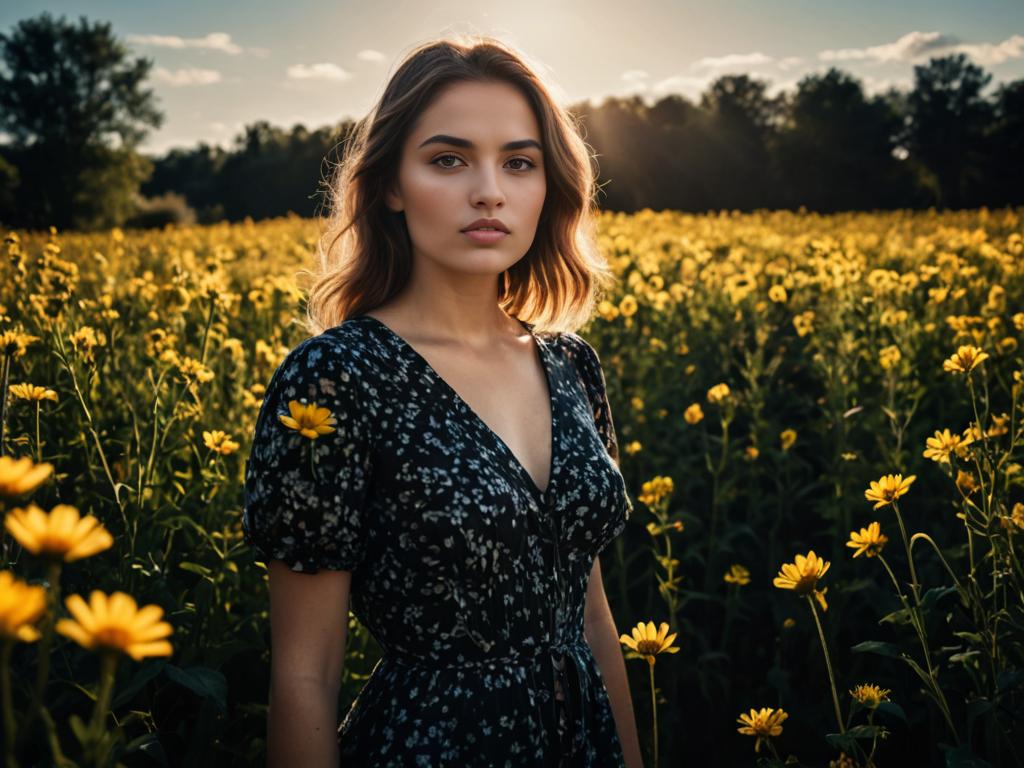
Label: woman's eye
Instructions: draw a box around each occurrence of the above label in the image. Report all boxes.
[431,154,536,171]
[433,154,463,169]
[507,157,536,171]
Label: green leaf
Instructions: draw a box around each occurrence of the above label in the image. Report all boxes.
[70,713,90,745]
[179,561,213,578]
[941,743,994,768]
[921,585,958,612]
[879,607,915,626]
[851,640,902,658]
[111,659,166,710]
[162,664,227,713]
[875,701,907,723]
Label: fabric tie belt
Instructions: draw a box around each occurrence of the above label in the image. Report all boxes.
[383,638,592,762]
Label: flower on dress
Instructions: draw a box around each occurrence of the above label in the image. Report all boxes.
[279,400,337,439]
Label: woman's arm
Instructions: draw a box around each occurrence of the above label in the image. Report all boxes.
[267,561,353,767]
[584,558,644,768]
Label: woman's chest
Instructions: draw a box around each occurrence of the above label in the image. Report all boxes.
[359,357,631,566]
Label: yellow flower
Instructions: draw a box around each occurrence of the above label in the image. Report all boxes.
[768,284,787,303]
[793,310,815,337]
[619,620,680,666]
[683,403,704,424]
[850,683,891,709]
[9,383,58,403]
[4,503,114,562]
[846,521,888,558]
[864,473,916,510]
[624,440,642,456]
[638,475,674,507]
[745,445,759,460]
[56,591,174,661]
[279,400,337,439]
[736,706,788,753]
[813,586,829,612]
[203,429,241,455]
[878,344,901,371]
[0,330,38,358]
[942,345,989,374]
[0,571,47,643]
[782,617,796,629]
[0,455,53,498]
[1010,503,1024,530]
[923,428,973,463]
[829,752,857,768]
[724,564,751,585]
[780,429,797,452]
[707,382,731,404]
[618,295,638,317]
[773,550,830,595]
[956,469,978,494]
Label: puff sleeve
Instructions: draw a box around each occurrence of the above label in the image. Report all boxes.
[242,333,373,574]
[567,333,621,467]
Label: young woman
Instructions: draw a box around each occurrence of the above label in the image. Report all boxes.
[242,35,642,767]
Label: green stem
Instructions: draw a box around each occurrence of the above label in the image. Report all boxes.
[15,560,61,748]
[2,639,20,768]
[649,659,659,768]
[807,594,845,734]
[87,651,119,753]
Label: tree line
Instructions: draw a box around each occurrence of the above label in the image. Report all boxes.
[1,12,1021,230]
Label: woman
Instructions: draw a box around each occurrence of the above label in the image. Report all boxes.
[242,34,642,767]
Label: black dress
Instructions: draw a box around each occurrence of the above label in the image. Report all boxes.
[242,313,633,767]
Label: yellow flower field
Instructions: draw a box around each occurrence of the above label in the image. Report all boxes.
[0,206,1022,767]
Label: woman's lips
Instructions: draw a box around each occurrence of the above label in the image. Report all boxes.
[462,229,508,245]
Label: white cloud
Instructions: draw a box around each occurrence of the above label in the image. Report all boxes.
[127,32,247,55]
[356,49,387,63]
[950,34,1024,66]
[820,31,959,64]
[777,56,804,71]
[690,52,774,71]
[152,67,223,87]
[286,63,353,82]
[820,31,1024,67]
[651,73,717,101]
[621,69,650,82]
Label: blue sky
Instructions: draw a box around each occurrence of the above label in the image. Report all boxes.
[3,0,1023,156]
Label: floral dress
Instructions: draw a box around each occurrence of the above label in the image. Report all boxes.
[242,313,633,767]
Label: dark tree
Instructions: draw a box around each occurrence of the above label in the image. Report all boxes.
[906,53,994,209]
[774,68,916,211]
[699,74,784,210]
[0,12,163,229]
[987,79,1024,208]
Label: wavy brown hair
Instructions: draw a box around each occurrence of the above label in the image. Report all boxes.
[302,34,615,337]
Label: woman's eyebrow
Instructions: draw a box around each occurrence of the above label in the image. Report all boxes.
[417,134,542,152]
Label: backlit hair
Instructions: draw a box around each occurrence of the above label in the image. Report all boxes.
[303,34,615,336]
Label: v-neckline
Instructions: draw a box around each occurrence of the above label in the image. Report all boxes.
[353,313,557,503]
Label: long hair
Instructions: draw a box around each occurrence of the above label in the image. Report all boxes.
[302,34,615,336]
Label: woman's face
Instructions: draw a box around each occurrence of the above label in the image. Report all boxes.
[385,79,547,277]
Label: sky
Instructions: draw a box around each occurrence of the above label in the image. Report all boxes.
[3,0,1023,156]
